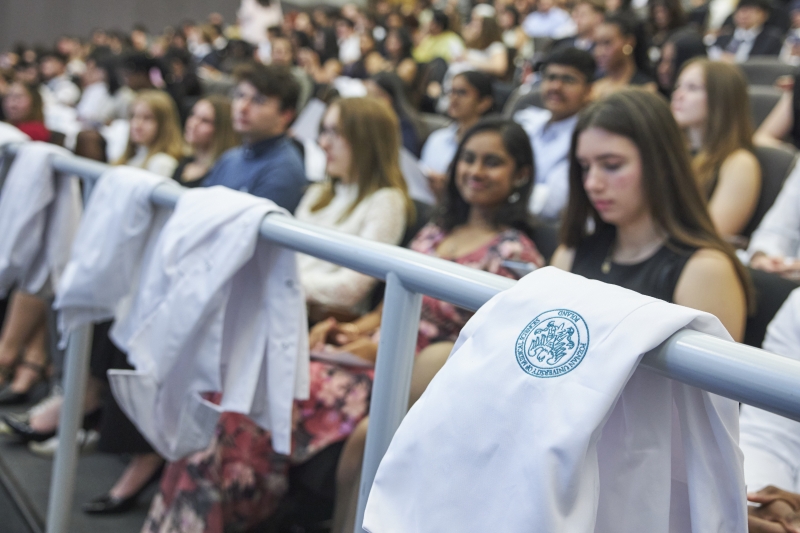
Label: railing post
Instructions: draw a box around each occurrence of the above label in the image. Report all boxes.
[45,323,93,533]
[353,272,422,533]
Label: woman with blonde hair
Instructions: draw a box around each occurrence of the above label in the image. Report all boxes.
[172,94,239,187]
[296,96,414,320]
[116,89,184,177]
[671,59,761,238]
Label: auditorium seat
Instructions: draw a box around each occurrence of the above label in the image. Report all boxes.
[744,268,799,348]
[503,85,543,117]
[739,58,797,87]
[744,144,798,238]
[749,85,783,129]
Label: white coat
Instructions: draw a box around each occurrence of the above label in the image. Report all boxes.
[0,142,81,297]
[108,186,309,460]
[740,288,800,492]
[54,166,170,343]
[364,267,746,533]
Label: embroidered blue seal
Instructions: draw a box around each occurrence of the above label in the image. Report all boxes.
[515,309,589,378]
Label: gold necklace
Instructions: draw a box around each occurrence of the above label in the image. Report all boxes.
[601,237,667,275]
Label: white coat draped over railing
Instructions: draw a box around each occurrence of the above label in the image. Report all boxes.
[2,141,800,533]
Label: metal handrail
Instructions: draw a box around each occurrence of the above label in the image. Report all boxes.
[3,144,800,533]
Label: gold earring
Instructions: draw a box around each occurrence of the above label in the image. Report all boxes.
[622,44,633,55]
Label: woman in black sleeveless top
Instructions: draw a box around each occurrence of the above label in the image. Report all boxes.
[551,89,753,341]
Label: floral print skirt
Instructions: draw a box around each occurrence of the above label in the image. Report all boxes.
[142,361,374,533]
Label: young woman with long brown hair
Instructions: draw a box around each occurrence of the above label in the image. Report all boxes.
[552,88,752,341]
[115,89,185,177]
[172,95,239,187]
[671,59,761,239]
[295,96,415,319]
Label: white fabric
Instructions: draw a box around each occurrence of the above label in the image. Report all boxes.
[513,105,577,220]
[295,182,406,313]
[238,0,283,45]
[740,288,800,493]
[127,146,179,178]
[747,159,800,260]
[364,267,746,533]
[399,148,436,205]
[42,75,81,107]
[0,122,30,145]
[419,123,458,176]
[522,7,575,38]
[108,186,308,460]
[339,34,362,64]
[54,166,170,342]
[291,98,327,144]
[0,142,82,297]
[76,82,114,126]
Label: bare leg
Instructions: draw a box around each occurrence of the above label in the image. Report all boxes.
[332,418,368,533]
[0,291,47,372]
[28,376,103,433]
[330,342,453,532]
[108,452,164,500]
[6,322,48,393]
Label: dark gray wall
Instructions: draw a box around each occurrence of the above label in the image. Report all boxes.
[0,0,239,51]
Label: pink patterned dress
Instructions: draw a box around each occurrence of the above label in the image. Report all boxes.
[142,223,543,533]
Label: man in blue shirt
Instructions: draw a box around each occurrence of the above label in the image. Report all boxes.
[203,62,307,212]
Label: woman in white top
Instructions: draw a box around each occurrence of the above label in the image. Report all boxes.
[295,97,414,320]
[436,4,509,113]
[115,90,184,177]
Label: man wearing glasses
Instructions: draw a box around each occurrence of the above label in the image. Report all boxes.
[203,62,307,212]
[513,48,595,221]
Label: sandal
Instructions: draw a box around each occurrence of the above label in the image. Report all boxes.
[0,360,47,405]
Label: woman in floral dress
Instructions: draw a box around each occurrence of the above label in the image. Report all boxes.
[143,117,544,533]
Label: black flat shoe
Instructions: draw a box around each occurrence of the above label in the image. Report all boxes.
[2,408,102,443]
[82,462,164,515]
[0,386,31,405]
[2,415,55,442]
[82,493,140,515]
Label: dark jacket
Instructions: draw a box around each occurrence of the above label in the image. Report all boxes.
[713,27,784,59]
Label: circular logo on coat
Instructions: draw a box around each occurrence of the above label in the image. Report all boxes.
[515,309,590,378]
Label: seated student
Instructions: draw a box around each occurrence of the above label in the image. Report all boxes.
[671,59,761,239]
[436,5,507,113]
[453,4,509,80]
[202,63,307,212]
[2,81,51,142]
[747,164,800,277]
[380,27,418,88]
[172,95,239,187]
[513,47,595,221]
[115,90,184,177]
[708,0,783,63]
[736,288,800,532]
[296,97,414,320]
[552,0,606,53]
[551,89,751,342]
[647,0,687,63]
[522,0,576,38]
[365,72,424,156]
[656,29,707,96]
[420,71,495,198]
[76,49,118,127]
[38,50,81,108]
[592,13,658,99]
[413,9,465,64]
[780,0,800,66]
